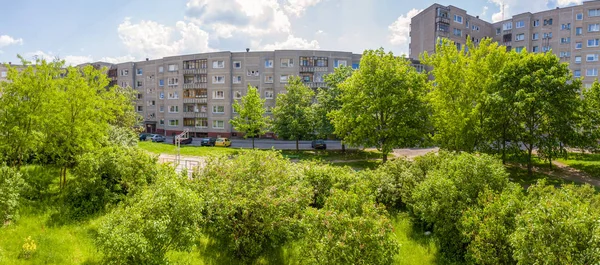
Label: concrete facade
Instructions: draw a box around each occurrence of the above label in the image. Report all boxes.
[410,1,600,87]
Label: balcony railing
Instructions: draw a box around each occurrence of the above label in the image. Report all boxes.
[436,17,450,24]
[300,66,328,72]
[305,82,327,88]
[183,68,207,75]
[183,82,208,89]
[183,98,208,104]
[183,112,208,118]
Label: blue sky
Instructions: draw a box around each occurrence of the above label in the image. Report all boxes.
[0,0,582,65]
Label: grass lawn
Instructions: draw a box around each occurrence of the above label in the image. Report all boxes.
[138,141,239,157]
[505,165,573,187]
[280,149,382,161]
[329,160,381,171]
[557,153,600,179]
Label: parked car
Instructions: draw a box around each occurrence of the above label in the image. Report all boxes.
[311,140,327,150]
[139,133,152,141]
[215,138,232,147]
[200,137,217,146]
[150,134,166,142]
[173,136,193,145]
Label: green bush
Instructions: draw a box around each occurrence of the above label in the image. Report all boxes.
[363,158,418,210]
[0,165,25,225]
[64,146,159,219]
[96,172,203,265]
[19,165,56,201]
[298,188,399,265]
[192,150,311,262]
[299,161,357,208]
[510,182,600,264]
[460,183,524,265]
[410,152,509,261]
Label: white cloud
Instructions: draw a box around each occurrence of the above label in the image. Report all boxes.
[284,0,323,17]
[481,6,489,17]
[388,8,421,52]
[316,30,324,35]
[261,35,320,50]
[63,55,94,66]
[488,0,582,22]
[23,50,135,66]
[117,17,212,59]
[0,35,23,48]
[99,55,136,64]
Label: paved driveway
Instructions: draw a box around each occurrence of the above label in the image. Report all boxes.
[167,137,346,150]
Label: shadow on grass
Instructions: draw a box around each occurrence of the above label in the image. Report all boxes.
[193,236,294,265]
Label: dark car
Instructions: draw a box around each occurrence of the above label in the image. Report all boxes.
[200,137,217,146]
[173,136,193,145]
[139,133,152,141]
[311,140,327,150]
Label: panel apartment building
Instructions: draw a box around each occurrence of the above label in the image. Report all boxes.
[410,1,600,87]
[111,50,362,137]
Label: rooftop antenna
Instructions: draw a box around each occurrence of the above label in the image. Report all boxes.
[501,1,505,20]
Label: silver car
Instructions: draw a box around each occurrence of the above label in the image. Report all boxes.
[150,134,165,142]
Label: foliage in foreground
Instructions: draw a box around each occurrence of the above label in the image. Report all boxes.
[96,172,203,265]
[0,165,25,225]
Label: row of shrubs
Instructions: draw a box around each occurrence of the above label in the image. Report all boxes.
[3,148,600,264]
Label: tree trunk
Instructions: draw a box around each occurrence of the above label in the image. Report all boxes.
[342,143,346,153]
[252,137,255,149]
[527,147,533,176]
[382,153,388,163]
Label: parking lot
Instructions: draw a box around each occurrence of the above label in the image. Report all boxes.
[161,136,346,150]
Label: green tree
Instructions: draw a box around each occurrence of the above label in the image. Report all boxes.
[230,85,270,149]
[272,76,314,151]
[331,48,430,162]
[500,50,582,174]
[192,150,311,262]
[96,172,203,265]
[574,80,600,152]
[312,66,354,140]
[0,165,25,225]
[510,182,600,264]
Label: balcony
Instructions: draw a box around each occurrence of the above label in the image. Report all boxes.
[300,66,328,72]
[183,112,208,118]
[305,82,327,88]
[183,98,208,104]
[183,68,207,75]
[435,16,450,24]
[183,82,208,89]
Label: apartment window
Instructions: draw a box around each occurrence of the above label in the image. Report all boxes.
[561,23,571,30]
[560,51,571,58]
[543,32,553,39]
[532,33,539,40]
[280,58,294,68]
[456,42,462,51]
[212,105,225,113]
[158,66,164,73]
[212,76,225,84]
[280,75,289,83]
[577,13,584,20]
[577,27,583,35]
[560,37,571,44]
[168,92,179,99]
[576,56,582,63]
[515,46,524,53]
[137,68,142,75]
[532,46,539,53]
[234,91,242,99]
[472,25,479,31]
[588,39,600,47]
[212,60,225,68]
[503,22,512,30]
[159,79,164,86]
[247,70,260,76]
[587,54,599,62]
[1,71,6,78]
[516,20,525,28]
[168,64,178,72]
[147,100,156,106]
[496,28,501,35]
[590,9,600,17]
[233,61,242,69]
[587,68,598,76]
[589,24,600,32]
[542,45,551,52]
[265,59,274,68]
[159,105,164,112]
[533,20,539,27]
[121,69,129,76]
[233,75,242,84]
[159,119,164,125]
[516,33,525,41]
[264,75,273,83]
[168,119,179,126]
[212,120,224,129]
[137,106,143,112]
[159,92,164,99]
[137,81,143,87]
[137,94,142,100]
[543,19,553,25]
[454,14,463,24]
[576,42,583,49]
[265,106,272,114]
[335,60,347,68]
[168,106,179,113]
[168,78,178,85]
[213,90,225,99]
[265,90,274,99]
[574,70,581,78]
[453,28,462,36]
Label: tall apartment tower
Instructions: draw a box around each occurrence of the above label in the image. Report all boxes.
[410,1,600,87]
[116,50,362,137]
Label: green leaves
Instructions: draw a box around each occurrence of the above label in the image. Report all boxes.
[230,85,270,147]
[272,76,314,146]
[0,165,25,225]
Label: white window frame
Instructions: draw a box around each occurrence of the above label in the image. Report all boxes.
[587,54,598,62]
[168,64,178,72]
[516,33,525,41]
[532,33,539,40]
[158,66,164,73]
[233,61,242,69]
[159,105,164,112]
[212,60,225,68]
[587,68,598,76]
[168,78,178,85]
[577,27,583,35]
[234,91,242,99]
[265,90,274,99]
[280,58,294,68]
[560,37,570,44]
[280,75,289,83]
[137,106,143,112]
[503,22,512,31]
[137,68,143,75]
[588,39,600,47]
[577,13,584,20]
[212,106,225,114]
[159,79,164,86]
[590,9,600,17]
[212,120,225,129]
[213,90,225,99]
[516,20,525,28]
[576,56,582,63]
[168,119,179,126]
[574,70,581,78]
[233,75,242,84]
[0,71,6,78]
[515,47,524,53]
[454,14,463,24]
[589,23,600,32]
[533,20,539,27]
[168,92,179,99]
[264,75,274,83]
[212,75,225,84]
[336,60,347,68]
[532,46,539,53]
[121,69,129,76]
[168,106,179,113]
[265,59,274,68]
[576,42,583,49]
[453,28,462,36]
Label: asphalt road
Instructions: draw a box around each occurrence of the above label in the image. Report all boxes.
[163,137,346,150]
